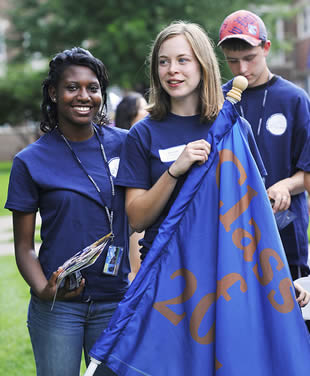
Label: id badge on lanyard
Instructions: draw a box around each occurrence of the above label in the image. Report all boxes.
[103,245,124,276]
[59,125,124,276]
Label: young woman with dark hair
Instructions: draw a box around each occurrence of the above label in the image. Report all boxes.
[5,47,129,376]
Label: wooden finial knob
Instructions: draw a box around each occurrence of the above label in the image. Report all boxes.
[233,76,248,92]
[226,75,248,103]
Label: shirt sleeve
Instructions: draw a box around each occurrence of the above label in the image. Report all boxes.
[115,124,152,190]
[5,156,39,212]
[294,93,310,172]
[298,135,310,172]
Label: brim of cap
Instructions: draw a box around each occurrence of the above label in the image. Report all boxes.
[217,34,261,47]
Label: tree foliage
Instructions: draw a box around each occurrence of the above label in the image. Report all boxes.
[0,64,45,125]
[8,0,291,89]
[1,0,291,125]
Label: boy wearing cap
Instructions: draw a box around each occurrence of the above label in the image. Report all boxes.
[219,10,310,281]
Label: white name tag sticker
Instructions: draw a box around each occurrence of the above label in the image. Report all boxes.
[158,145,186,162]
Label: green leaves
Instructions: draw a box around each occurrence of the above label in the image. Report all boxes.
[9,0,282,89]
[2,0,291,126]
[0,64,45,125]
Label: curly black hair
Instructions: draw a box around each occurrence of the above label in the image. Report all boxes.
[40,47,109,133]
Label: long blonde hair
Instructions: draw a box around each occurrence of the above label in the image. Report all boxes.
[147,21,224,122]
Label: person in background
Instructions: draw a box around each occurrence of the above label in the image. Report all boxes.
[115,91,148,130]
[218,9,310,282]
[5,47,130,376]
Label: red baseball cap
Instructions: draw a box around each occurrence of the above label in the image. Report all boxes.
[218,10,268,47]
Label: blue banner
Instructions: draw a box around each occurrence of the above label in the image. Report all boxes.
[90,100,310,375]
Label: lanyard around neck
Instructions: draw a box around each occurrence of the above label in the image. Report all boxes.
[240,74,271,136]
[58,125,115,238]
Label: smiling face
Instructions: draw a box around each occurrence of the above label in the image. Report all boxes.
[49,64,102,138]
[222,42,271,88]
[158,34,201,115]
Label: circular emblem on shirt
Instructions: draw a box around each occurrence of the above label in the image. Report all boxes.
[266,113,287,136]
[108,157,120,178]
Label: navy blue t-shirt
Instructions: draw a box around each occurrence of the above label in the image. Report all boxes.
[223,76,310,268]
[116,112,266,259]
[5,125,130,301]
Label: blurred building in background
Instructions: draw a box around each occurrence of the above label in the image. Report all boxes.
[0,0,36,161]
[0,0,10,77]
[268,1,310,93]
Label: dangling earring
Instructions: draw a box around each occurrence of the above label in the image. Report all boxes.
[51,97,56,103]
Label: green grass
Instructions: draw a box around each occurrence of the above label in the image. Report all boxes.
[0,255,87,375]
[0,161,11,216]
[0,164,32,375]
[0,256,35,375]
[0,161,13,173]
[34,225,41,243]
[0,161,41,243]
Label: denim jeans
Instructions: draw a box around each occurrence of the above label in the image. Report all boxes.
[27,295,118,376]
